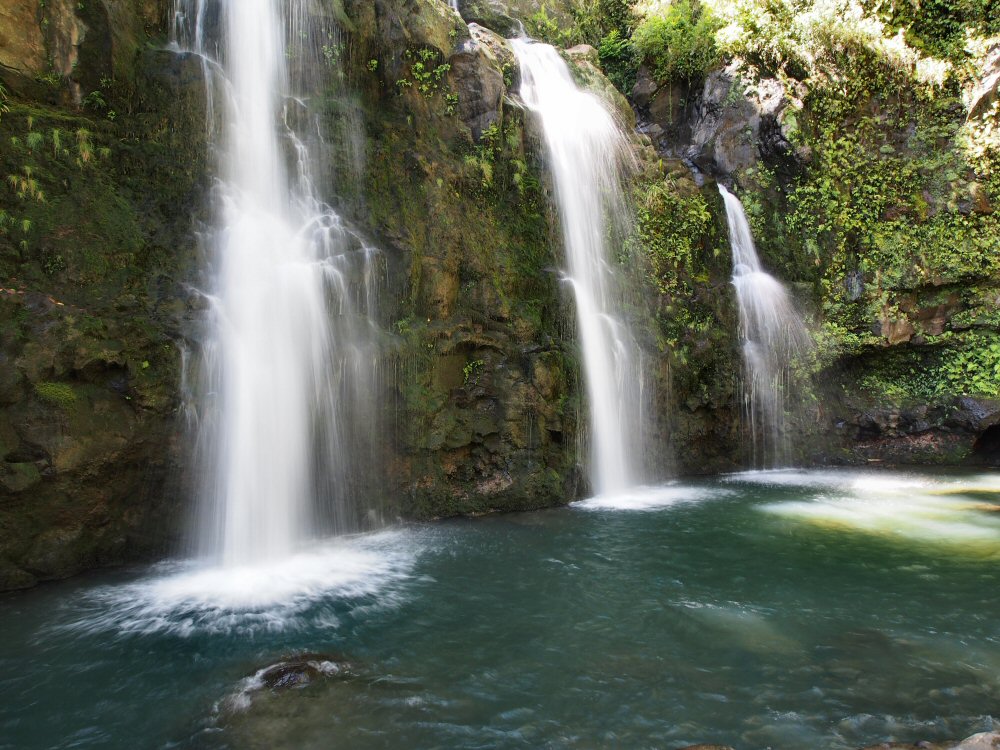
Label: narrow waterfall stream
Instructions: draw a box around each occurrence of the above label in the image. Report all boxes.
[174,0,384,568]
[512,39,644,495]
[719,185,809,467]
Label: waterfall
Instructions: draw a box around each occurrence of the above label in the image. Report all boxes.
[174,0,384,567]
[512,39,644,496]
[719,185,809,467]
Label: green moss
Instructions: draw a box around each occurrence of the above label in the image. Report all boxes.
[633,175,725,352]
[34,381,77,409]
[724,20,1000,396]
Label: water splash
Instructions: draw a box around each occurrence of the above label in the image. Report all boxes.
[174,0,385,567]
[60,531,420,637]
[719,185,809,467]
[512,38,644,495]
[573,484,733,511]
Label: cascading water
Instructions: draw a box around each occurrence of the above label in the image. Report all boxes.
[512,39,644,496]
[719,184,809,467]
[174,0,384,568]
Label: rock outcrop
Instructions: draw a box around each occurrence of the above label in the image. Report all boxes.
[0,1,206,589]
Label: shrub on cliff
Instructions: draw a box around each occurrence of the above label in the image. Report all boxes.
[632,0,722,86]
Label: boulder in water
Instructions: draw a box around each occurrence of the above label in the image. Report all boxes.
[952,732,1000,750]
[257,654,351,691]
[859,732,1000,750]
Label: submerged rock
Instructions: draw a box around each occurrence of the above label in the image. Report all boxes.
[858,731,1000,750]
[257,654,351,691]
[221,653,355,714]
[952,733,1000,750]
[686,731,1000,750]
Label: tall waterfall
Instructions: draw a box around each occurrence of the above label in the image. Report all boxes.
[719,185,809,467]
[512,39,643,496]
[174,0,384,566]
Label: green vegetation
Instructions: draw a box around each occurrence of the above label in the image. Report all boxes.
[868,0,1000,59]
[2,114,113,255]
[462,358,484,384]
[937,333,1000,397]
[693,0,1000,413]
[633,174,728,357]
[632,0,722,86]
[33,381,77,409]
[396,47,458,115]
[525,1,638,92]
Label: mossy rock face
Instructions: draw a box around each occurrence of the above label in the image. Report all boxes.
[0,2,205,590]
[629,5,1000,468]
[333,0,590,516]
[457,0,582,37]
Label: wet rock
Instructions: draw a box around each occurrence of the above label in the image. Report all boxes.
[459,0,522,37]
[218,654,356,716]
[631,65,658,110]
[458,0,578,34]
[845,270,865,301]
[565,45,635,126]
[0,461,41,493]
[677,744,736,749]
[0,0,47,77]
[861,732,1000,750]
[635,59,807,179]
[683,64,810,178]
[947,397,1000,433]
[257,654,351,691]
[952,731,1000,749]
[880,315,916,345]
[0,558,36,590]
[447,24,508,139]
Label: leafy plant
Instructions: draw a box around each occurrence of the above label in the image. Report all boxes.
[632,0,721,86]
[463,358,484,385]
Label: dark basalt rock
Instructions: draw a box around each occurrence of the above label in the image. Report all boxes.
[447,24,508,139]
[458,0,522,37]
[257,654,352,691]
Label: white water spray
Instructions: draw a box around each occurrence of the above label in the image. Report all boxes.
[513,39,643,495]
[174,0,384,567]
[719,185,809,467]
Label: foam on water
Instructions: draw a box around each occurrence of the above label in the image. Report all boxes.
[61,530,419,637]
[573,484,732,511]
[726,468,932,491]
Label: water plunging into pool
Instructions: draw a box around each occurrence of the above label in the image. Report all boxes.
[512,38,645,496]
[173,0,384,570]
[719,184,809,467]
